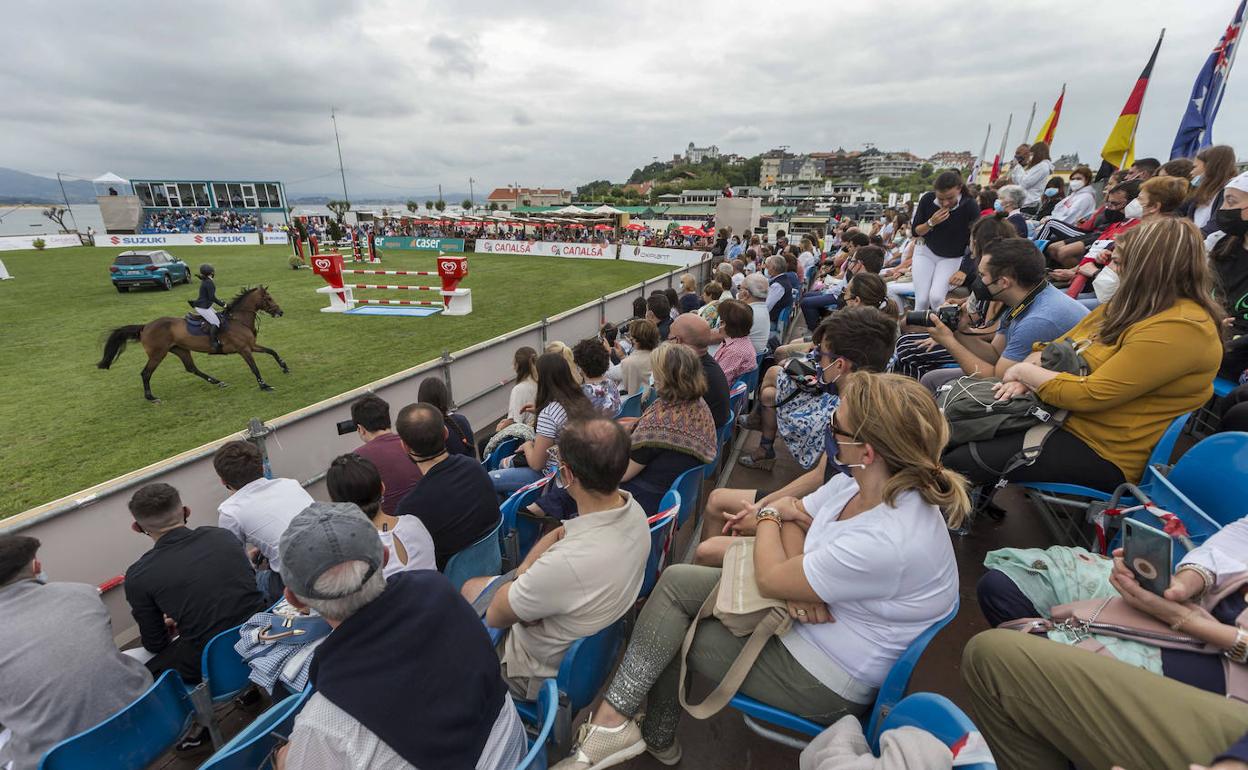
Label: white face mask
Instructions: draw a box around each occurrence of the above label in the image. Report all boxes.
[1093,266,1120,303]
[34,571,49,585]
[1123,199,1145,220]
[1068,180,1086,192]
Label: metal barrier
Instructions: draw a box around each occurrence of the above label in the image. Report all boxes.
[0,258,711,641]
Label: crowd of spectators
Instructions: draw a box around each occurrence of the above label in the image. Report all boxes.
[4,141,1248,770]
[141,208,260,234]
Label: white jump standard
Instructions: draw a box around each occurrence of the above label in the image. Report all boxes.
[311,252,472,317]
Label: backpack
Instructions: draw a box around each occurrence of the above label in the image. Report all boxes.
[936,338,1090,477]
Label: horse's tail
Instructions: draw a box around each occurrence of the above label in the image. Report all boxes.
[97,325,145,369]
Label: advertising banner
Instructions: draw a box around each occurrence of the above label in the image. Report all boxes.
[260,230,289,245]
[618,245,710,267]
[474,239,614,260]
[94,233,261,247]
[374,236,465,252]
[0,234,83,251]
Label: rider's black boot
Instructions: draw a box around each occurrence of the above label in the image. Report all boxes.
[209,326,223,354]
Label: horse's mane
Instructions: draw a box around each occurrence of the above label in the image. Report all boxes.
[224,286,259,314]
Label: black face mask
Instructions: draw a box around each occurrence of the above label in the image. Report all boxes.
[971,275,1001,302]
[1215,207,1248,237]
[1101,208,1126,224]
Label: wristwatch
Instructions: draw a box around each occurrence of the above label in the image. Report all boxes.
[1226,627,1248,665]
[755,507,783,528]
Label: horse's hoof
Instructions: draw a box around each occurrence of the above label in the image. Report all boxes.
[148,398,162,405]
[216,381,229,388]
[281,367,291,375]
[260,384,275,392]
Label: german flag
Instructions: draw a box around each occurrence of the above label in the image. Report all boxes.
[1034,84,1065,145]
[1098,30,1165,180]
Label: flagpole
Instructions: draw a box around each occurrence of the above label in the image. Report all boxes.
[1123,28,1166,169]
[996,112,1013,180]
[1022,101,1037,145]
[974,122,992,184]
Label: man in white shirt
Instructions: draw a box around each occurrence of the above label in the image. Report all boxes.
[213,440,313,602]
[738,273,771,354]
[462,418,649,700]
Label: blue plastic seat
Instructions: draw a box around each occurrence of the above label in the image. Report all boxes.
[199,689,313,769]
[200,625,252,704]
[663,465,704,529]
[444,522,504,591]
[879,693,996,769]
[1160,431,1248,527]
[1214,377,1238,397]
[730,598,960,753]
[640,504,679,599]
[40,670,197,770]
[514,618,628,753]
[500,476,551,569]
[516,680,559,770]
[484,437,522,471]
[616,391,644,419]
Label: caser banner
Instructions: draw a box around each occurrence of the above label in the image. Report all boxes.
[94,233,261,247]
[618,245,710,267]
[0,234,83,251]
[474,239,614,260]
[374,236,465,252]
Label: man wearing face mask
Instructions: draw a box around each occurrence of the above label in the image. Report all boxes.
[1211,172,1248,381]
[0,535,152,769]
[924,239,1088,393]
[1043,180,1141,268]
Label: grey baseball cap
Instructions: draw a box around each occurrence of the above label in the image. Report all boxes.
[279,501,382,600]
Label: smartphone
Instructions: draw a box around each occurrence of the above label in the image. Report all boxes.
[1123,518,1173,596]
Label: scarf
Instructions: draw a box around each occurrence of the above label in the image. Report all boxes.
[632,397,718,465]
[309,571,506,769]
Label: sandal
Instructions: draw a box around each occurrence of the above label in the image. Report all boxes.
[737,447,776,471]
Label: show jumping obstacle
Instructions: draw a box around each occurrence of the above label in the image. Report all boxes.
[311,251,472,317]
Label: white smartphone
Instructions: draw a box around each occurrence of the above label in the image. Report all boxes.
[1123,518,1173,597]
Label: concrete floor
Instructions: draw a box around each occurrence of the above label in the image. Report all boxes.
[162,398,1062,769]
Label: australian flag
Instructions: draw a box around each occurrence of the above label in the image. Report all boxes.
[1171,0,1246,159]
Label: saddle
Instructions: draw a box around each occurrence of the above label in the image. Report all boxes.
[183,312,228,336]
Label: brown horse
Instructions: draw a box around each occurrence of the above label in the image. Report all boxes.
[97,286,288,402]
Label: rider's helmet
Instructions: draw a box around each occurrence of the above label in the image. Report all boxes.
[198,263,215,278]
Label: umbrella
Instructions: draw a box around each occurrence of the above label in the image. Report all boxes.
[624,223,646,231]
[679,225,700,235]
[593,223,614,231]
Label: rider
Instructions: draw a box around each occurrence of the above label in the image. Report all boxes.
[189,264,226,353]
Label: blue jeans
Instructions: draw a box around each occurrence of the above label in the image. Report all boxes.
[489,466,542,501]
[800,293,841,331]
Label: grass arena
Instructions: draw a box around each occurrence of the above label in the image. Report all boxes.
[0,244,668,516]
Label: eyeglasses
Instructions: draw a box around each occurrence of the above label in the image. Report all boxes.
[829,409,861,442]
[843,293,858,303]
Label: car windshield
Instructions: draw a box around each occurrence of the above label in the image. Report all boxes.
[115,255,152,266]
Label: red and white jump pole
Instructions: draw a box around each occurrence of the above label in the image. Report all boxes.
[311,251,472,316]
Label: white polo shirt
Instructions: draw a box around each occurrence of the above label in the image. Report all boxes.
[217,476,314,574]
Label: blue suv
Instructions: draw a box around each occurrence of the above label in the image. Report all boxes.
[109,250,191,292]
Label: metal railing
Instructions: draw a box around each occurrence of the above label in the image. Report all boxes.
[1,258,711,640]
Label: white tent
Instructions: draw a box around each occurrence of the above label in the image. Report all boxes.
[590,205,624,215]
[92,171,133,196]
[553,205,589,215]
[92,172,129,185]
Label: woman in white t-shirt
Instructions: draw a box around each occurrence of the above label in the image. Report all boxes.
[497,346,538,431]
[326,454,435,575]
[558,372,968,767]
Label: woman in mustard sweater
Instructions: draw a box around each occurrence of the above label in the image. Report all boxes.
[945,217,1223,490]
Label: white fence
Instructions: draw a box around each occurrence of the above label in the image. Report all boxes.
[1,259,712,640]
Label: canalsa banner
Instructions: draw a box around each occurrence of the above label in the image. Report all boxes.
[94,233,261,247]
[474,239,615,260]
[374,236,466,252]
[618,245,710,267]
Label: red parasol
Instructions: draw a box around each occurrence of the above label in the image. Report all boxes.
[593,223,614,231]
[679,225,700,235]
[624,223,646,231]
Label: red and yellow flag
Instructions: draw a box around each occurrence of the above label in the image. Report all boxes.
[1034,84,1065,145]
[1099,31,1165,175]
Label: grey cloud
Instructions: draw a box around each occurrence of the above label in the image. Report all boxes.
[428,33,482,79]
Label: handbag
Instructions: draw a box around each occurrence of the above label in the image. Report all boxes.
[1001,573,1248,702]
[678,538,794,718]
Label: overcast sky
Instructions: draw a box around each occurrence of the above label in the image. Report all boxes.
[2,0,1244,197]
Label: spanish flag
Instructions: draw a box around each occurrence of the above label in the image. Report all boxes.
[1034,84,1065,145]
[1098,30,1165,178]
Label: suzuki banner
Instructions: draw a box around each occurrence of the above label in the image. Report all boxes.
[260,230,289,245]
[474,239,615,260]
[94,233,261,247]
[374,236,465,252]
[618,245,710,267]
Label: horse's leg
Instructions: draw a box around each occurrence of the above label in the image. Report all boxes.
[237,349,274,392]
[140,349,169,402]
[252,345,290,374]
[171,346,225,387]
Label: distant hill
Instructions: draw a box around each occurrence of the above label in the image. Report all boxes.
[0,168,96,204]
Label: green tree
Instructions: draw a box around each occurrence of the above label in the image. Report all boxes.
[41,206,69,232]
[488,201,499,211]
[461,199,473,210]
[326,199,351,223]
[425,201,434,211]
[435,200,446,212]
[406,200,419,214]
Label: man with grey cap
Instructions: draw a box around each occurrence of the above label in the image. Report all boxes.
[737,272,771,353]
[276,502,525,770]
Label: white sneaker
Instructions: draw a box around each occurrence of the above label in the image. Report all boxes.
[551,717,646,770]
[646,739,682,766]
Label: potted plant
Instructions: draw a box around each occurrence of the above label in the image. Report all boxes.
[32,238,46,250]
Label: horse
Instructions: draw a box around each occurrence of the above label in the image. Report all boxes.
[97,286,288,402]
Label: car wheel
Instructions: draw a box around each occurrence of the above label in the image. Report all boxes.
[116,284,129,293]
[162,274,172,291]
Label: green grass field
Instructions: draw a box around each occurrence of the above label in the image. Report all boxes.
[0,245,667,516]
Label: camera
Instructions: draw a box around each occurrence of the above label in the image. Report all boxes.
[336,419,357,436]
[904,304,960,328]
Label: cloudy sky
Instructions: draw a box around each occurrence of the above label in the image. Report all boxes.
[2,0,1244,197]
